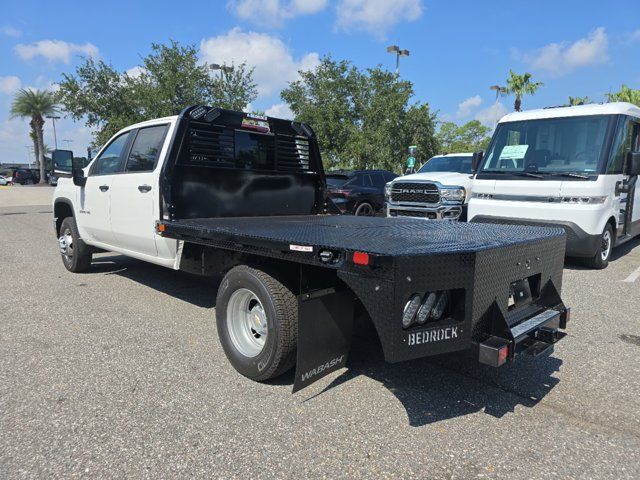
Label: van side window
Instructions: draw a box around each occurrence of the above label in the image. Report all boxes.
[125,125,169,172]
[91,133,130,175]
[608,118,634,174]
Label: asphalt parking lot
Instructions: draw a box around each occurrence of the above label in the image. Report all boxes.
[1,186,640,479]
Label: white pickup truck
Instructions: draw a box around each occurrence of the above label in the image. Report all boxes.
[52,105,570,391]
[385,153,473,220]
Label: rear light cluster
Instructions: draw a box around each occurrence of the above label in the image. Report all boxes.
[402,291,450,329]
[331,189,350,198]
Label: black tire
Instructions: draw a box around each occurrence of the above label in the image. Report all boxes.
[585,224,613,269]
[354,202,374,216]
[59,217,92,273]
[216,265,297,381]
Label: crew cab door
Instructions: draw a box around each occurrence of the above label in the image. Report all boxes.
[109,124,169,256]
[78,131,132,245]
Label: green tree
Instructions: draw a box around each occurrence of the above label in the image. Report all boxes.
[10,89,58,184]
[505,70,544,112]
[58,41,258,147]
[437,120,491,153]
[605,84,640,106]
[281,56,438,172]
[568,96,591,106]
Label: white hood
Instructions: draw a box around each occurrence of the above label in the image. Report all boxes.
[392,171,473,190]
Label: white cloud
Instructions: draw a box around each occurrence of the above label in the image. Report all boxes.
[0,76,22,95]
[456,95,483,118]
[1,26,21,37]
[14,40,99,64]
[265,102,294,119]
[628,29,640,44]
[517,27,609,77]
[200,28,320,97]
[124,66,147,78]
[228,0,328,27]
[474,101,509,128]
[336,0,423,38]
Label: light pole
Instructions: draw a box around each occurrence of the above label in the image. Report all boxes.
[209,63,233,80]
[46,115,60,149]
[489,85,505,130]
[387,45,410,75]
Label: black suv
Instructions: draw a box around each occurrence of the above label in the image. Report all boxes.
[12,169,40,185]
[326,169,397,215]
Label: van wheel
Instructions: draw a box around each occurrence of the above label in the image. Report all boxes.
[58,217,92,272]
[586,224,613,269]
[216,266,297,381]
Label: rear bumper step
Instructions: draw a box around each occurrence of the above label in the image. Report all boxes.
[478,307,569,367]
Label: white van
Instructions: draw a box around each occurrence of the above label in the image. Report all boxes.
[469,102,640,268]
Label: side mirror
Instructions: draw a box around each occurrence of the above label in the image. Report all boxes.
[471,151,484,172]
[72,158,87,187]
[627,152,640,176]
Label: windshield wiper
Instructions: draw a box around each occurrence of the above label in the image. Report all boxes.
[512,171,544,179]
[543,172,591,180]
[482,170,543,178]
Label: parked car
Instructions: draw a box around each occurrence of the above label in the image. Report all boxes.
[326,169,397,215]
[12,169,40,185]
[0,175,12,186]
[385,153,473,220]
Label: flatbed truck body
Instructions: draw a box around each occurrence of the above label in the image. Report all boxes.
[53,105,569,392]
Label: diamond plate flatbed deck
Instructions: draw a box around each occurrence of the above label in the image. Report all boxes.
[161,215,565,256]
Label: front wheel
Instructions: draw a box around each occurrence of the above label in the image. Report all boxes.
[585,224,613,269]
[216,266,297,381]
[58,217,92,272]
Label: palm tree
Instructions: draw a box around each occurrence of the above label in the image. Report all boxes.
[505,70,544,112]
[568,96,591,106]
[10,89,58,184]
[605,84,640,107]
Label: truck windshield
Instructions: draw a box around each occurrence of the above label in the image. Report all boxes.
[481,115,612,176]
[418,156,473,174]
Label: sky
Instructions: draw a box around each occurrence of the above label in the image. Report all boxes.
[0,0,639,165]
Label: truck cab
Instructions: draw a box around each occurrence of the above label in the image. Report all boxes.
[385,153,473,220]
[469,102,640,268]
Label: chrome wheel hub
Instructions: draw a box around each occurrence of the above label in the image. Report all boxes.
[58,229,74,261]
[601,230,611,261]
[226,288,267,357]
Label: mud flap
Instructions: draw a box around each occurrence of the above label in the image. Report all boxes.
[292,289,354,393]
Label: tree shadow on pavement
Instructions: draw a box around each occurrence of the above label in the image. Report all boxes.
[308,325,562,427]
[90,254,218,308]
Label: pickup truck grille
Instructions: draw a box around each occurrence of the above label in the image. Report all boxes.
[390,182,440,204]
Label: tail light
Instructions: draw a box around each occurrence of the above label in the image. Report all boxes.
[402,290,462,329]
[402,294,422,328]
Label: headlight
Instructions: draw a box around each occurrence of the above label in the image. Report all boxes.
[440,187,466,202]
[384,182,393,199]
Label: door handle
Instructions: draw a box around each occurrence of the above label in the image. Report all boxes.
[99,185,109,192]
[138,184,152,193]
